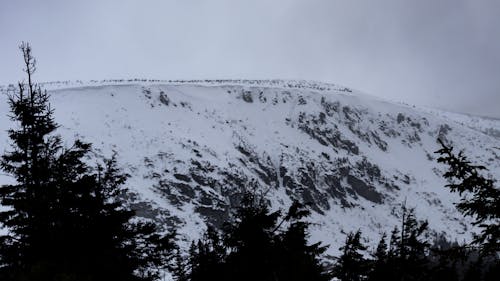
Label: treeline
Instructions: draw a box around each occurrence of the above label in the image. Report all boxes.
[0,43,498,281]
[331,205,498,281]
[170,194,498,281]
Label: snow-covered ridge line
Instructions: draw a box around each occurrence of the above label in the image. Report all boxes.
[0,78,354,93]
[1,79,499,141]
[2,79,499,141]
[418,106,500,140]
[1,81,499,257]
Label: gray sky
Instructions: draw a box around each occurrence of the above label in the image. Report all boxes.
[1,0,499,117]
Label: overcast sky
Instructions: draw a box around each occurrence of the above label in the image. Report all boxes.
[1,0,499,117]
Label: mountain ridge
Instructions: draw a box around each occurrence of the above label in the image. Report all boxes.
[1,80,499,256]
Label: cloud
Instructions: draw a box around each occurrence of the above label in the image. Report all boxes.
[1,0,499,117]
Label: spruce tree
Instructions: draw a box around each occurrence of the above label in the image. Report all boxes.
[400,206,430,267]
[388,226,400,258]
[222,193,280,281]
[188,226,227,281]
[368,233,391,281]
[0,42,64,280]
[383,204,431,281]
[332,230,369,281]
[373,233,388,263]
[385,226,402,281]
[435,139,500,255]
[168,244,190,281]
[427,237,465,281]
[274,201,331,281]
[185,194,330,281]
[0,43,174,281]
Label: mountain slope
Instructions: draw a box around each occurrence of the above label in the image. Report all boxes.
[1,80,499,255]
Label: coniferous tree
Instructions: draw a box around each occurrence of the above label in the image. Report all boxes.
[0,43,174,281]
[399,205,431,281]
[400,206,430,266]
[368,233,391,281]
[185,193,330,281]
[274,201,331,281]
[388,226,400,259]
[332,230,369,281]
[382,205,431,281]
[427,249,460,281]
[189,226,227,281]
[435,139,500,255]
[0,42,65,280]
[222,193,280,281]
[462,256,483,281]
[383,226,403,281]
[373,233,388,263]
[169,244,190,281]
[426,236,466,281]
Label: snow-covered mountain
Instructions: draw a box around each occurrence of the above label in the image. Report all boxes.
[1,79,499,256]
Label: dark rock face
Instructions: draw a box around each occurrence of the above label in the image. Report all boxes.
[133,87,436,229]
[346,175,382,204]
[173,173,191,182]
[195,206,229,228]
[143,133,390,226]
[159,92,170,106]
[296,112,360,155]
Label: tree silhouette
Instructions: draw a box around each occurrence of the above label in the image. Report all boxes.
[188,226,227,281]
[379,204,431,281]
[0,42,174,281]
[435,139,499,255]
[368,233,391,281]
[185,193,330,281]
[332,230,369,281]
[274,201,331,281]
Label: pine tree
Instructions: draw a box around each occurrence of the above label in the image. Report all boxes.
[332,230,369,281]
[0,43,174,281]
[435,139,500,255]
